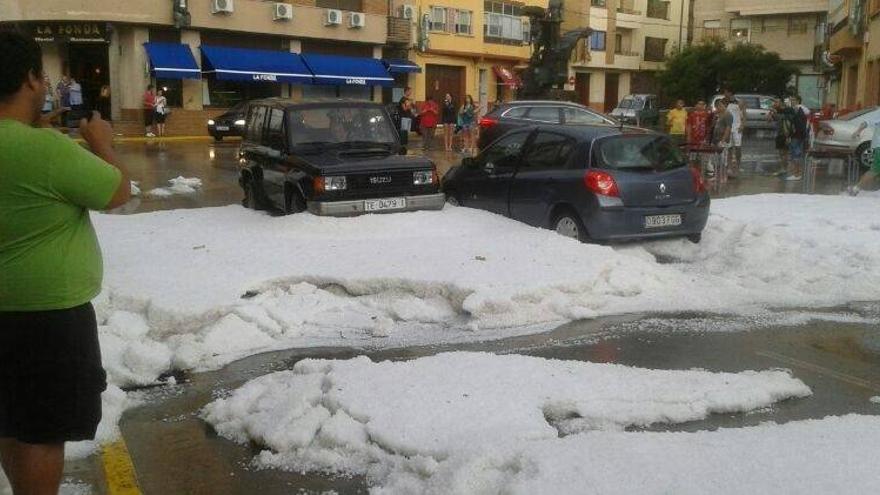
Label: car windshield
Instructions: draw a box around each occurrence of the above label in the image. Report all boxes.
[229,100,249,114]
[618,97,644,110]
[288,106,398,148]
[594,135,686,171]
[839,107,879,121]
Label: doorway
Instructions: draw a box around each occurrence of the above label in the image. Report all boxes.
[478,69,488,116]
[575,73,590,108]
[604,73,620,113]
[67,43,109,113]
[425,64,465,106]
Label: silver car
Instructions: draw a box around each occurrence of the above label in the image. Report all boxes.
[710,94,776,130]
[813,106,880,169]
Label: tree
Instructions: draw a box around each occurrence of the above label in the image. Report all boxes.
[657,40,799,104]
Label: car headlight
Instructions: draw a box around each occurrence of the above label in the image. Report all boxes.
[207,119,215,125]
[413,170,435,185]
[234,119,246,126]
[314,176,347,192]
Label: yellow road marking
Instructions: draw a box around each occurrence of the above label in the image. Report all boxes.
[757,350,880,393]
[101,439,143,495]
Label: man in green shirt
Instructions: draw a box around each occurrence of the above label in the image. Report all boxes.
[0,31,130,494]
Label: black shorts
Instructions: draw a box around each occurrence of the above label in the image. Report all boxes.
[155,112,167,124]
[0,303,106,444]
[143,110,154,127]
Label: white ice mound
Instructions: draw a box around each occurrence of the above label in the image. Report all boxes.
[202,352,812,489]
[146,176,202,197]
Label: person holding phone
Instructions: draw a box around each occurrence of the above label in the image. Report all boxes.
[0,31,131,495]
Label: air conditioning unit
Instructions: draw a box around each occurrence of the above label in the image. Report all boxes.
[273,3,292,21]
[399,4,415,20]
[324,9,342,26]
[211,0,234,14]
[349,12,366,28]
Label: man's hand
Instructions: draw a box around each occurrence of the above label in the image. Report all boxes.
[79,111,114,155]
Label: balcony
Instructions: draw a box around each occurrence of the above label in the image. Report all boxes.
[724,0,829,16]
[387,16,412,45]
[616,5,642,30]
[829,26,864,56]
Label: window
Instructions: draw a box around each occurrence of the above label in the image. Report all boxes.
[484,1,528,44]
[430,6,447,31]
[247,106,267,143]
[522,132,578,170]
[615,33,623,53]
[703,19,722,38]
[480,131,530,169]
[591,0,606,6]
[590,31,607,51]
[644,37,668,62]
[206,79,280,108]
[502,107,529,119]
[155,80,183,108]
[266,108,286,148]
[316,0,363,11]
[738,96,759,109]
[730,19,750,43]
[593,135,686,171]
[456,10,473,35]
[525,107,561,123]
[563,107,609,125]
[646,0,669,19]
[788,16,810,35]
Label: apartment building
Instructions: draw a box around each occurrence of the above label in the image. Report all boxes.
[692,0,828,108]
[385,0,547,114]
[568,0,689,112]
[0,0,399,135]
[825,0,880,109]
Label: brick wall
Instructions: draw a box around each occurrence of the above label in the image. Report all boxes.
[387,17,411,45]
[363,0,387,16]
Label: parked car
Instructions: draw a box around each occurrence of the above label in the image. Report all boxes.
[477,100,616,150]
[610,94,659,127]
[709,94,776,131]
[238,99,445,216]
[813,106,880,169]
[208,100,249,141]
[443,125,710,243]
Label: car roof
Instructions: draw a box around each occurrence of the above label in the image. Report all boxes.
[248,98,385,110]
[501,100,592,108]
[527,123,655,140]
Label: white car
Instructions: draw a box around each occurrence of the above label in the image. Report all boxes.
[813,106,880,169]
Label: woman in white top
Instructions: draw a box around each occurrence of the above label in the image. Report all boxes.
[154,90,168,137]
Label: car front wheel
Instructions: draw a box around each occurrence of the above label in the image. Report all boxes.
[553,210,587,242]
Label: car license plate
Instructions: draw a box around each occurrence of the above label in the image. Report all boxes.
[364,197,406,212]
[645,214,682,228]
[215,126,229,131]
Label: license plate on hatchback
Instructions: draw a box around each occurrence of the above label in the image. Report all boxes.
[364,197,406,212]
[215,126,229,131]
[644,214,682,228]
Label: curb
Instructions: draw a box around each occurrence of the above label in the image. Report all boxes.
[73,136,242,144]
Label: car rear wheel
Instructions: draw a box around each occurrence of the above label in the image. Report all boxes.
[687,233,702,244]
[856,142,873,170]
[283,183,307,215]
[553,210,587,242]
[445,192,460,206]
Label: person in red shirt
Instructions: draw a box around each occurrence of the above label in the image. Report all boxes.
[686,99,711,168]
[142,85,156,137]
[419,95,439,152]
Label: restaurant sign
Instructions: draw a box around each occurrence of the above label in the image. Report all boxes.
[31,23,108,43]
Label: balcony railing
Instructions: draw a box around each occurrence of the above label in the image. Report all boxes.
[387,16,412,45]
[615,49,641,57]
[617,7,642,16]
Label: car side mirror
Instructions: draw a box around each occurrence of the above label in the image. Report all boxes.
[462,157,476,168]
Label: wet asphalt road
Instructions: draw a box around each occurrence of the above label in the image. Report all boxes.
[32,136,880,494]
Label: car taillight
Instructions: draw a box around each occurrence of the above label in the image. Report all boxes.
[690,166,706,194]
[584,170,620,197]
[478,117,498,130]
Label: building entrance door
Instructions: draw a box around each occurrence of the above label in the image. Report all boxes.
[67,43,109,113]
[425,64,464,106]
[478,69,488,116]
[575,73,590,108]
[604,73,619,113]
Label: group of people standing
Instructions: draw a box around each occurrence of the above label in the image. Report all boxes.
[666,89,811,183]
[39,75,111,128]
[141,84,169,138]
[395,87,478,154]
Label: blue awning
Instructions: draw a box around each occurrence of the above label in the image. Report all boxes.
[383,59,422,74]
[143,42,200,80]
[301,54,394,87]
[200,46,312,84]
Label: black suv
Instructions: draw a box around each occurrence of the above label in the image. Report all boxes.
[208,100,249,141]
[238,99,445,216]
[478,101,616,150]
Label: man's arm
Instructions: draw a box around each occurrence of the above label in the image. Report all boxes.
[79,112,131,209]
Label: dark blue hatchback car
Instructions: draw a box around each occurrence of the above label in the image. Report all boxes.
[442,125,710,243]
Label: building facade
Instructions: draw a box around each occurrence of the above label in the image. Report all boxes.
[825,0,880,109]
[568,0,690,112]
[0,0,401,135]
[384,0,547,115]
[692,0,828,108]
